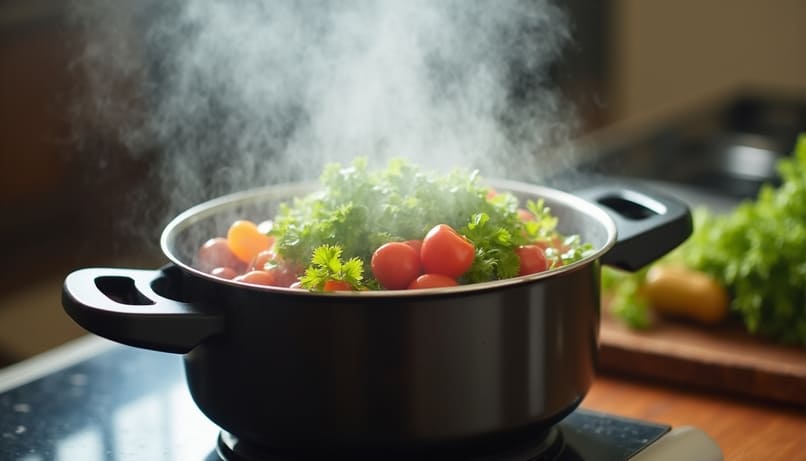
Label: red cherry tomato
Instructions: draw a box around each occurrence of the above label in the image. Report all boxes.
[420,224,475,278]
[323,280,353,291]
[408,274,458,289]
[515,245,548,275]
[227,220,273,263]
[403,240,423,259]
[211,267,238,280]
[517,208,534,221]
[266,263,302,288]
[197,238,246,273]
[371,242,421,290]
[249,249,278,271]
[249,250,301,287]
[234,270,277,286]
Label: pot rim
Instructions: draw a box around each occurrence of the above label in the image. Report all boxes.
[159,178,617,297]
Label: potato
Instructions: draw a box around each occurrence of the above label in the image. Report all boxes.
[644,265,730,325]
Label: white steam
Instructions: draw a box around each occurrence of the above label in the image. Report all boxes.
[70,0,577,217]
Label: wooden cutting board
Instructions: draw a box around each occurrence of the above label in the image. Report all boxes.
[593,181,806,405]
[598,311,806,407]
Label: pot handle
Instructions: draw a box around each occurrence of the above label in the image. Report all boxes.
[575,184,693,271]
[62,267,224,354]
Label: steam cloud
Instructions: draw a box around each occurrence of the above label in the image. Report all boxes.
[70,0,577,223]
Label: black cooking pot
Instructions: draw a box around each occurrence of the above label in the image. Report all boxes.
[62,179,690,458]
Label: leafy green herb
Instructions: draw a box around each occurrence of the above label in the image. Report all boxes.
[461,212,520,282]
[556,235,596,267]
[525,199,559,240]
[299,245,365,291]
[601,266,652,329]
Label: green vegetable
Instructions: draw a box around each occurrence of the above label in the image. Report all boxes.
[602,266,652,329]
[271,157,592,288]
[299,245,366,291]
[606,134,806,346]
[461,212,521,282]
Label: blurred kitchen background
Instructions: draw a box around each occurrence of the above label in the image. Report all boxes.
[1,0,805,367]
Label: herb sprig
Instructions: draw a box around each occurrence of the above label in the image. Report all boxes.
[299,245,365,291]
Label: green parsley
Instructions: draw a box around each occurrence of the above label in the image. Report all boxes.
[299,245,365,291]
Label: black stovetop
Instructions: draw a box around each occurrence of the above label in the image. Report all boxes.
[0,337,668,461]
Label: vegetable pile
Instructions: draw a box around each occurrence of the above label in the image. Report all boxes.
[604,134,806,347]
[195,158,594,291]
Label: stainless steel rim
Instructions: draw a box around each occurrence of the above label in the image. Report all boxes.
[160,178,618,297]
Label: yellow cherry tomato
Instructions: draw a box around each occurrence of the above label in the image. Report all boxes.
[226,220,273,263]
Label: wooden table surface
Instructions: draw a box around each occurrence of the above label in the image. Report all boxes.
[581,372,806,461]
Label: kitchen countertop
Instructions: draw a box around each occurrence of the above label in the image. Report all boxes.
[583,372,806,461]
